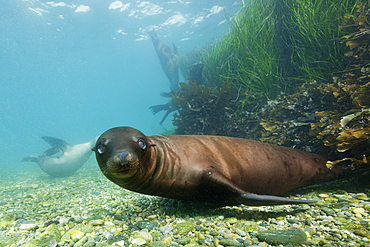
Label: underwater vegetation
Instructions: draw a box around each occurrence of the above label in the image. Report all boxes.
[179,0,360,111]
[172,80,234,135]
[311,2,370,169]
[173,1,370,171]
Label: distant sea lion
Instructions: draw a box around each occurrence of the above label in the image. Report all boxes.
[148,29,179,94]
[93,127,345,206]
[22,136,98,177]
[150,63,204,125]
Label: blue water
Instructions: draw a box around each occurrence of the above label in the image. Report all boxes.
[0,1,241,168]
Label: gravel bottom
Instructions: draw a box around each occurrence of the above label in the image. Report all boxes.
[1,163,370,247]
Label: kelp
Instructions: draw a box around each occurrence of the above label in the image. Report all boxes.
[172,80,234,135]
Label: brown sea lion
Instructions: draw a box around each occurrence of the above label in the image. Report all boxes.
[93,127,344,206]
[148,29,179,94]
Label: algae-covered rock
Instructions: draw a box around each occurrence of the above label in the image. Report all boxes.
[183,241,199,247]
[225,217,238,224]
[67,229,84,240]
[136,219,158,230]
[35,235,57,247]
[133,229,153,242]
[177,236,191,245]
[257,228,307,245]
[150,241,168,247]
[131,237,146,245]
[234,220,258,232]
[45,224,62,242]
[174,221,196,235]
[218,238,243,246]
[0,235,23,247]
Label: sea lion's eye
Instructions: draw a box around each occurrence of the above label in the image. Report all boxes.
[138,139,146,150]
[97,145,106,154]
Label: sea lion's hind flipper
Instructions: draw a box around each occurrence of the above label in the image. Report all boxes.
[236,193,317,206]
[21,157,38,163]
[150,104,169,115]
[43,147,61,156]
[41,136,70,151]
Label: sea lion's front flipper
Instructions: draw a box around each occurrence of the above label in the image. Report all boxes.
[205,168,316,206]
[160,92,173,98]
[236,193,317,206]
[21,157,38,163]
[41,136,70,152]
[172,43,178,55]
[43,147,61,156]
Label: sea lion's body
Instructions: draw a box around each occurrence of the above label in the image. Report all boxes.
[148,30,179,93]
[22,136,97,177]
[94,127,344,206]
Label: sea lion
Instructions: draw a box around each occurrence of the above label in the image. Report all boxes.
[148,29,179,94]
[22,136,98,177]
[93,127,345,206]
[150,63,204,125]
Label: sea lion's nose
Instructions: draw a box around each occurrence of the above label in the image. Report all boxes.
[117,152,128,164]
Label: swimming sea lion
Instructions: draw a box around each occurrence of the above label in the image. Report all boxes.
[93,127,345,206]
[150,63,204,125]
[22,136,98,177]
[148,29,179,94]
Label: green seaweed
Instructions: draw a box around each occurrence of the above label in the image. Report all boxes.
[284,0,358,83]
[178,0,361,112]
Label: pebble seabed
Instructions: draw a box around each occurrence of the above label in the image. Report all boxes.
[1,163,370,247]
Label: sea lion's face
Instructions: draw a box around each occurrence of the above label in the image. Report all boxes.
[93,127,153,182]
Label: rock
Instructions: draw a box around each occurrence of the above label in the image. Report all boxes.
[115,240,125,247]
[235,228,247,237]
[174,221,196,235]
[19,223,38,230]
[151,241,168,247]
[147,215,157,220]
[134,229,153,242]
[88,219,104,226]
[35,235,57,247]
[353,207,365,214]
[177,236,191,245]
[225,217,238,224]
[136,219,158,230]
[46,224,62,242]
[83,242,96,247]
[219,238,243,246]
[30,184,39,189]
[183,241,199,247]
[319,194,329,198]
[209,229,218,236]
[257,228,307,245]
[82,226,93,233]
[61,233,71,241]
[131,237,146,245]
[59,217,69,224]
[68,229,84,240]
[356,193,369,201]
[159,225,173,233]
[74,236,88,247]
